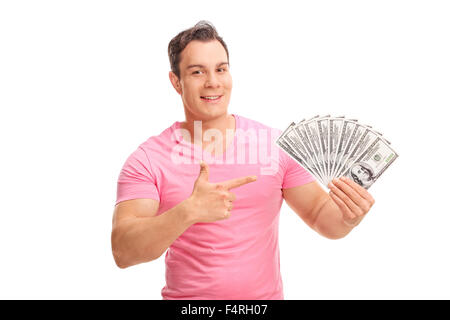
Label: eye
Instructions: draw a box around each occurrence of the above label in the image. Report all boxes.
[217,68,227,72]
[192,70,203,75]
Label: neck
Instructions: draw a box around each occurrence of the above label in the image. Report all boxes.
[180,113,236,150]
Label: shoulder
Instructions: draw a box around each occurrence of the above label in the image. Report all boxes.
[137,122,178,156]
[121,122,178,174]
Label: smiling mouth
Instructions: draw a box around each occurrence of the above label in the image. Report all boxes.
[200,95,222,101]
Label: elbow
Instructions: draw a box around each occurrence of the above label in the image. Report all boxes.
[111,230,160,269]
[115,258,129,269]
[111,245,131,269]
[112,249,130,269]
[113,251,159,269]
[324,233,347,240]
[111,229,133,269]
[314,225,350,240]
[326,228,353,239]
[320,227,351,239]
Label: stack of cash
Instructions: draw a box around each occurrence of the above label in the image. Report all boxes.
[276,115,399,189]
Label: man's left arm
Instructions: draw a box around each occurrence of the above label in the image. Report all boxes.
[282,177,375,239]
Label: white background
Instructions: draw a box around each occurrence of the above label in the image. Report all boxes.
[1,0,449,299]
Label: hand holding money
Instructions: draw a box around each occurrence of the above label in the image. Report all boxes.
[328,176,375,227]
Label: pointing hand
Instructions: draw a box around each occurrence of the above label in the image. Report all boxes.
[189,162,258,223]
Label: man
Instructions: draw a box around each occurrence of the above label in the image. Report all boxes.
[111,21,375,300]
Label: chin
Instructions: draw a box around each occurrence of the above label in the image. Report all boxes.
[185,103,230,121]
[202,111,228,121]
[196,106,228,119]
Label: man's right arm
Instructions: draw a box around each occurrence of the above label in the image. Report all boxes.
[111,197,197,268]
[111,162,257,269]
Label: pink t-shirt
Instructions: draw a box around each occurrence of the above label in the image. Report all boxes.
[116,114,315,299]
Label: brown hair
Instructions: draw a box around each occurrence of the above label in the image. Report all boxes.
[168,20,229,79]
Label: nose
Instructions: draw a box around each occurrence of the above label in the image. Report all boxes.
[204,73,220,88]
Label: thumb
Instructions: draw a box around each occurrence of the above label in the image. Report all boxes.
[196,161,209,183]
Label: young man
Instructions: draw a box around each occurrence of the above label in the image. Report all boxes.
[111,21,375,300]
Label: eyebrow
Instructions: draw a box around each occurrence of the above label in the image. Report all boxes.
[186,62,229,69]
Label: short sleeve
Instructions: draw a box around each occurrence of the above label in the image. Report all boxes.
[280,148,316,189]
[115,146,160,205]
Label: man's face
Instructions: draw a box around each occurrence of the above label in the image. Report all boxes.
[170,40,232,121]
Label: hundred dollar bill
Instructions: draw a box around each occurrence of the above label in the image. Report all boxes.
[335,125,380,178]
[279,119,327,183]
[276,123,313,167]
[282,126,324,182]
[332,122,367,180]
[327,116,345,184]
[342,136,399,189]
[289,119,327,183]
[276,140,325,185]
[295,116,328,183]
[276,122,325,185]
[330,119,358,179]
[284,128,325,183]
[304,118,326,180]
[316,116,330,183]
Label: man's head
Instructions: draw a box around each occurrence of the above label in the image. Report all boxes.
[168,21,232,121]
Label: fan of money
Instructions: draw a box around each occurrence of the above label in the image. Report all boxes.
[276,115,398,189]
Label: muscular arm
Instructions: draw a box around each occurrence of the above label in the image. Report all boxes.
[282,181,355,239]
[111,198,196,269]
[111,162,257,269]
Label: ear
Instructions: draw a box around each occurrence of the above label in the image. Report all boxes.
[169,71,182,95]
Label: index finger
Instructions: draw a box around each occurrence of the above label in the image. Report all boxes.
[221,175,258,190]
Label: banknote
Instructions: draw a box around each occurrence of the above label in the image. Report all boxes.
[276,115,398,189]
[276,123,326,185]
[332,122,367,180]
[277,121,326,184]
[316,117,329,183]
[342,136,399,189]
[330,119,358,179]
[294,116,328,182]
[276,139,326,185]
[290,122,327,183]
[335,125,380,178]
[327,116,345,184]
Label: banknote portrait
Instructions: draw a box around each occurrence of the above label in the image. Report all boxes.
[350,162,374,188]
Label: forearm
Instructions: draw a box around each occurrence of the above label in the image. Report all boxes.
[112,198,196,268]
[313,196,363,239]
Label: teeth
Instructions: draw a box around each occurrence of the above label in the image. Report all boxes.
[202,96,220,100]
